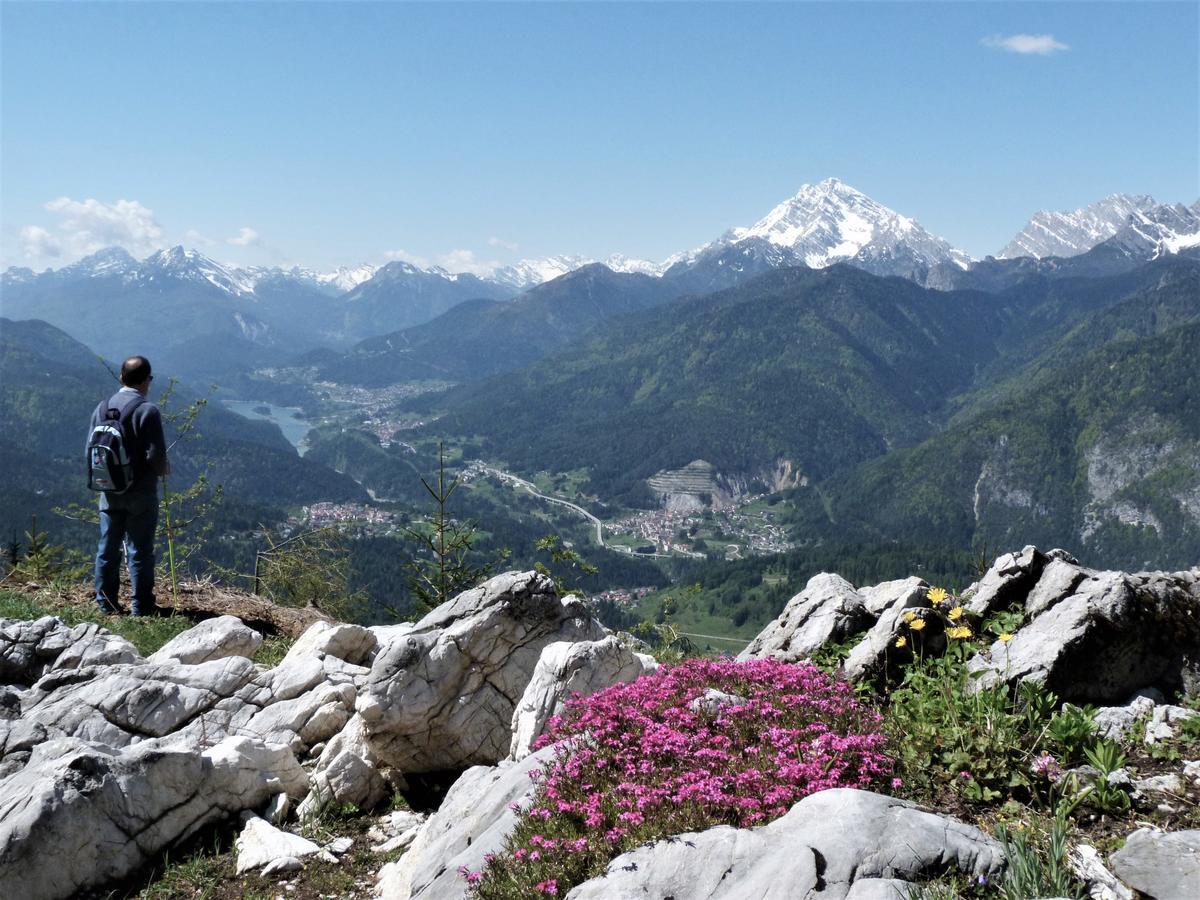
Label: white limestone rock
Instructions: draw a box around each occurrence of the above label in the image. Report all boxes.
[859,576,928,618]
[1109,828,1200,900]
[1068,843,1134,900]
[844,585,931,683]
[358,571,606,773]
[967,569,1200,702]
[376,743,557,900]
[1,616,142,684]
[236,815,324,874]
[738,573,874,663]
[1094,693,1160,742]
[509,636,655,760]
[22,656,259,747]
[368,809,427,854]
[283,620,378,667]
[298,714,390,819]
[148,615,263,665]
[564,788,1005,899]
[0,735,306,900]
[963,545,1049,617]
[1025,559,1089,617]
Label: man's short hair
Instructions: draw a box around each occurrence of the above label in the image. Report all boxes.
[120,356,152,387]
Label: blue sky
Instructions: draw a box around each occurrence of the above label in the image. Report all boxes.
[2,1,1197,272]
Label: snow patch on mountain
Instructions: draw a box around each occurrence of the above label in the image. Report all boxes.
[487,254,665,290]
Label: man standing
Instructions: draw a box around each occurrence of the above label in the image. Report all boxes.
[89,356,170,615]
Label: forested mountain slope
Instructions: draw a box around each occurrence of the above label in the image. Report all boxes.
[318,265,673,386]
[432,260,1195,506]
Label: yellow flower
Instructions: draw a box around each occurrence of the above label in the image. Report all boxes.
[999,632,1013,642]
[909,618,927,632]
[927,587,948,605]
[947,625,972,640]
[948,606,965,621]
[903,611,916,624]
[894,636,908,648]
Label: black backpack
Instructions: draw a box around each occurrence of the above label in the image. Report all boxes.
[87,394,146,493]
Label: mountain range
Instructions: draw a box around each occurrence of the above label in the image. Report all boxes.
[5,181,1196,381]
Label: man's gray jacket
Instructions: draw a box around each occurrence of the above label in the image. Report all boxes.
[88,387,169,504]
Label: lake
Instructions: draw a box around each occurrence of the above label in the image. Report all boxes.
[223,400,313,454]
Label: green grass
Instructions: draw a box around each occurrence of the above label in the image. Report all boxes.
[0,588,292,663]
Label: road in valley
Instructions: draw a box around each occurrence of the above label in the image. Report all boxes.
[476,465,606,547]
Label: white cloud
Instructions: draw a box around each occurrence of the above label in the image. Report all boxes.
[226,226,260,247]
[383,248,432,268]
[184,228,216,247]
[981,33,1069,55]
[19,225,62,259]
[487,236,519,252]
[437,249,501,276]
[383,247,504,276]
[41,197,164,257]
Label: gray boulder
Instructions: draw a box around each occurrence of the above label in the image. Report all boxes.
[376,743,558,900]
[358,571,605,773]
[859,577,928,618]
[1095,694,1159,742]
[964,545,1049,617]
[147,615,263,665]
[739,573,873,663]
[844,587,932,683]
[1,616,141,684]
[0,735,306,900]
[967,569,1200,702]
[298,714,392,819]
[1109,828,1200,900]
[564,788,1005,899]
[509,636,655,760]
[22,656,259,747]
[283,619,379,668]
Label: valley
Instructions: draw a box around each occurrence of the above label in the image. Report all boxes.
[4,182,1198,646]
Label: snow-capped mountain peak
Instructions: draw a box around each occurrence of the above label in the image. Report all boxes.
[143,246,258,297]
[317,264,378,292]
[61,246,140,278]
[677,178,972,280]
[997,193,1159,259]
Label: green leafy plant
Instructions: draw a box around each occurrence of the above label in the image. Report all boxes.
[995,807,1083,900]
[1045,703,1098,764]
[1077,740,1131,814]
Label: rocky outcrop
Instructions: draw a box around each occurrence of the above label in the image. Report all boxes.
[740,548,1200,704]
[298,714,394,819]
[967,566,1200,702]
[358,571,606,773]
[1109,828,1200,900]
[737,573,874,663]
[563,788,1005,899]
[0,735,306,900]
[509,636,656,760]
[1,616,141,684]
[148,615,263,665]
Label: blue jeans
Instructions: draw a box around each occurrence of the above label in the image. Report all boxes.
[95,492,159,614]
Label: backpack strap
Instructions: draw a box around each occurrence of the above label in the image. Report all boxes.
[112,393,148,472]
